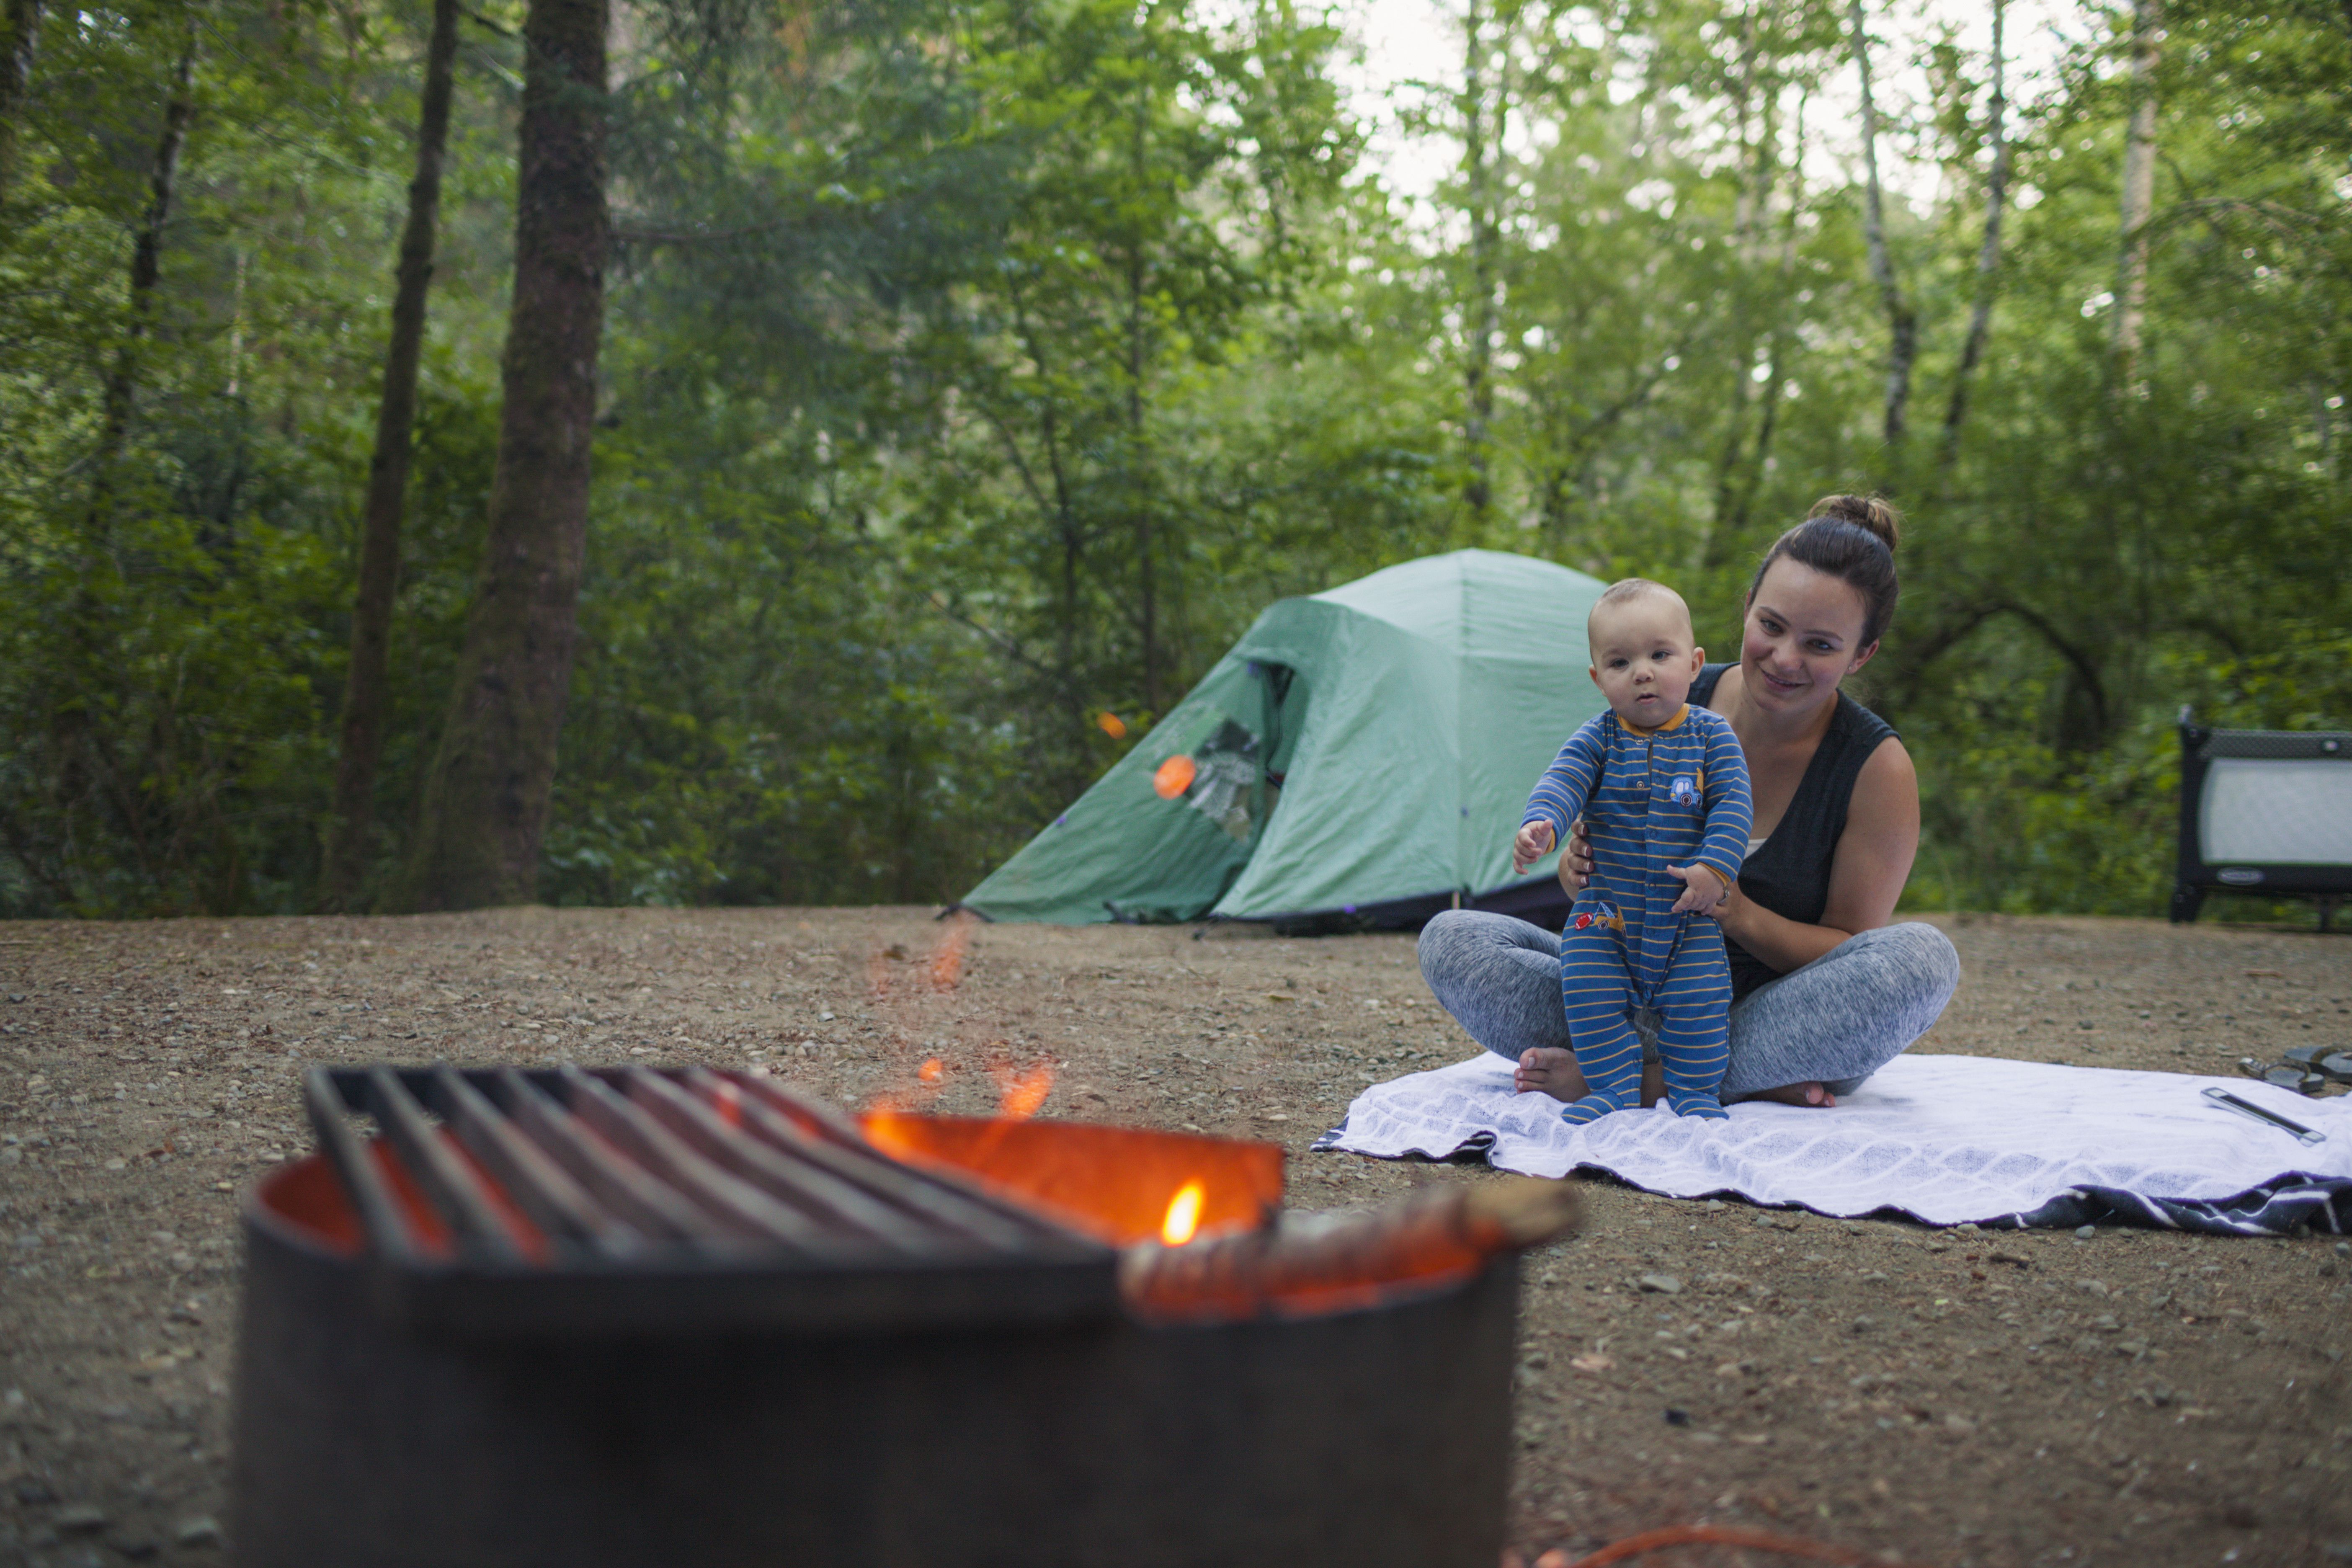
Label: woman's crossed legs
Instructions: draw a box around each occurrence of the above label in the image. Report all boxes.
[1416,909,1959,1106]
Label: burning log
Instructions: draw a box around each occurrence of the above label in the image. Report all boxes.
[1120,1176,1581,1323]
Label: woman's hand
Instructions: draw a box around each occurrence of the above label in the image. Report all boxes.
[1704,876,1746,928]
[1556,818,1593,893]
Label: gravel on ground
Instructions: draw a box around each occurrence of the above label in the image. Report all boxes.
[1,908,2347,1567]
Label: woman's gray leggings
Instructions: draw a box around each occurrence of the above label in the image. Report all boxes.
[1416,911,1960,1098]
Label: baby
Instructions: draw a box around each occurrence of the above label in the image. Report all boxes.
[1513,579,1754,1123]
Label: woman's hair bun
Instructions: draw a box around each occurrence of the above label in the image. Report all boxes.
[1804,493,1901,554]
[1756,493,1905,644]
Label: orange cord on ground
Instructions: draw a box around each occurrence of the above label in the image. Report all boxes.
[1510,1523,1938,1568]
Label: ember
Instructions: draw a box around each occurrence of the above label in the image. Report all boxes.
[1153,752,1197,797]
[929,912,973,989]
[992,1057,1054,1118]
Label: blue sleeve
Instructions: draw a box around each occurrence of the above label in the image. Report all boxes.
[1691,712,1754,890]
[1523,715,1610,839]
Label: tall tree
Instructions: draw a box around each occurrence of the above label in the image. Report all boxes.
[1938,0,2009,473]
[1121,79,1164,716]
[319,0,463,910]
[1718,89,1808,549]
[1457,0,1502,523]
[1847,0,1914,453]
[84,15,198,544]
[2114,0,2161,377]
[898,0,1344,800]
[0,0,39,192]
[1704,4,1787,553]
[393,0,608,910]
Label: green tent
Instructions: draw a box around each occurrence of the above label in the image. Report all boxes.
[959,549,1613,928]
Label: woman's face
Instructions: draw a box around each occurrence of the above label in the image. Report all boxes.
[1739,558,1877,717]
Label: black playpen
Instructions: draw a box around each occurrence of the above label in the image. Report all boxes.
[2171,709,2352,929]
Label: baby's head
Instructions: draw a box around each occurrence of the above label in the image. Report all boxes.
[1587,579,1705,729]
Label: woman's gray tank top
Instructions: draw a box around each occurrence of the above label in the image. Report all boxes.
[1689,663,1896,1000]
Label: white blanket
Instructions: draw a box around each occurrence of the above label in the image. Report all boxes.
[1313,1052,2352,1231]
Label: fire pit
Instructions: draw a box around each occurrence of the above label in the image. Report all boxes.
[231,1065,1559,1567]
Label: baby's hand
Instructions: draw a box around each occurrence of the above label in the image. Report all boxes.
[1513,820,1556,876]
[1665,862,1729,916]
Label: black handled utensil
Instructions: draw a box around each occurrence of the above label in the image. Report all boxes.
[2202,1086,2327,1146]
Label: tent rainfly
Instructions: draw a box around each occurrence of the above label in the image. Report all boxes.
[957,549,1613,930]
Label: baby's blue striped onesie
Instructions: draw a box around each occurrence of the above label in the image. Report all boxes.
[1522,704,1754,1122]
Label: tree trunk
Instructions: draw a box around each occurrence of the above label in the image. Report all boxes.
[56,18,195,908]
[1126,90,1158,717]
[0,0,41,193]
[84,20,197,545]
[1938,0,2008,475]
[1847,0,1914,453]
[1459,0,1498,522]
[318,0,462,911]
[1704,35,1774,558]
[1723,92,1807,549]
[2114,0,2160,379]
[1727,5,1764,258]
[392,0,607,912]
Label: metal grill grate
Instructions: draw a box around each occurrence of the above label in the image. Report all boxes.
[294,1065,1117,1336]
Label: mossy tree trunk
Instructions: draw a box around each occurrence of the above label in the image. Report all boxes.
[1938,0,2009,478]
[319,0,461,911]
[85,19,197,545]
[2113,0,2161,380]
[393,0,607,911]
[0,0,42,193]
[1458,0,1499,524]
[1848,0,1914,455]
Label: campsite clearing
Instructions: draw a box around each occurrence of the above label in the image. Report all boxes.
[1,908,2347,1566]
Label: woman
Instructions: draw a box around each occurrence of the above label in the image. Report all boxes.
[1418,495,1960,1108]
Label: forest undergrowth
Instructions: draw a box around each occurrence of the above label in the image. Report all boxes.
[0,0,2344,919]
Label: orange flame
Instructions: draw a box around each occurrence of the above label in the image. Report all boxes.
[846,1113,1283,1246]
[1097,711,1127,739]
[1152,754,1196,799]
[1160,1181,1206,1246]
[862,1103,920,1162]
[918,1057,945,1086]
[995,1060,1054,1119]
[929,915,972,992]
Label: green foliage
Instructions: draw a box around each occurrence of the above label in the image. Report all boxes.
[0,0,2344,917]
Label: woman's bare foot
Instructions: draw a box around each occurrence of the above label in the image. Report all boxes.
[1727,1081,1837,1108]
[1514,1048,1586,1101]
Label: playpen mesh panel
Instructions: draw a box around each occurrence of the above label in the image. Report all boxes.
[2200,759,2352,865]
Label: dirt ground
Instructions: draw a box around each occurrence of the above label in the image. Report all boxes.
[1,906,2348,1568]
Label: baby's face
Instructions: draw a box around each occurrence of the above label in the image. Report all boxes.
[1588,595,1703,729]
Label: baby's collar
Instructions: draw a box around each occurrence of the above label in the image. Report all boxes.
[1619,702,1690,735]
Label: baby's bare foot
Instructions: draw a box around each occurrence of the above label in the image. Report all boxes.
[1728,1081,1837,1108]
[1514,1047,1587,1103]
